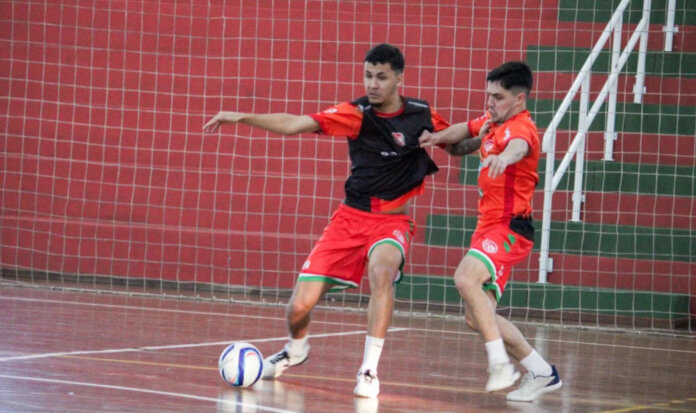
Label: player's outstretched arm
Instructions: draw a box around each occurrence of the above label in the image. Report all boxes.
[419,122,481,156]
[482,138,529,178]
[203,111,319,136]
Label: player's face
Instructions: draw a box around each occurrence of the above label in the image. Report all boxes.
[486,81,525,124]
[364,62,403,111]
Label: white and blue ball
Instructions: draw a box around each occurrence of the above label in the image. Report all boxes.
[218,342,263,387]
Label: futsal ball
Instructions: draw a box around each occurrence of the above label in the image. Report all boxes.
[218,342,264,387]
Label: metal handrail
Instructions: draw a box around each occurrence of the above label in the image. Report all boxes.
[537,0,653,283]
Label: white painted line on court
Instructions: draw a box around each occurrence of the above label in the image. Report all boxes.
[0,295,366,327]
[0,374,299,413]
[0,327,411,362]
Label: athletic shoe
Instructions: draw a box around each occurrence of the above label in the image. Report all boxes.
[506,365,562,402]
[353,369,380,398]
[261,344,309,379]
[353,396,379,413]
[485,362,521,392]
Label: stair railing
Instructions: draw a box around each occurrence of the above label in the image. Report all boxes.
[537,0,652,283]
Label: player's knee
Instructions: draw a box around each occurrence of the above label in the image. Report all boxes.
[287,295,315,317]
[367,263,396,292]
[454,272,478,299]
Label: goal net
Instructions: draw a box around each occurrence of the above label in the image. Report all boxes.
[1,0,693,334]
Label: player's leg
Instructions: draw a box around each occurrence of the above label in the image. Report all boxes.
[262,280,332,379]
[264,204,366,381]
[286,280,334,338]
[353,239,404,398]
[497,314,562,402]
[455,255,520,391]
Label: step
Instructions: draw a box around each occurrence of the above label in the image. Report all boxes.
[542,21,696,53]
[529,97,696,136]
[539,130,695,166]
[533,71,696,106]
[527,46,696,78]
[407,247,695,293]
[457,156,696,197]
[413,185,694,229]
[558,0,696,26]
[396,275,691,323]
[425,215,695,262]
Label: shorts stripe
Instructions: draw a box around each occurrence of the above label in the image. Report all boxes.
[368,238,406,284]
[297,273,359,291]
[467,248,502,301]
[368,238,405,259]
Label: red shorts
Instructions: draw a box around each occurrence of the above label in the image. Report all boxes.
[298,204,416,290]
[466,222,534,301]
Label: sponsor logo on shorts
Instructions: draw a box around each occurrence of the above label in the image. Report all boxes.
[393,230,405,244]
[302,260,311,270]
[482,238,498,254]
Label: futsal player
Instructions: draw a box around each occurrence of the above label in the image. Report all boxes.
[204,43,450,398]
[419,61,562,402]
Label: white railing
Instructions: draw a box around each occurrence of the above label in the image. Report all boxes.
[537,0,658,283]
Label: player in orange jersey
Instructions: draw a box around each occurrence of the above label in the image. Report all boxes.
[419,61,562,402]
[204,44,449,399]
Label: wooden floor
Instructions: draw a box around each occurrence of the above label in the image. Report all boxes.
[1,283,695,413]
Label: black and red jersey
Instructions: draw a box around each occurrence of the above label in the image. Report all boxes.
[309,96,449,212]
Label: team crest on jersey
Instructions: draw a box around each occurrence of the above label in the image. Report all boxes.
[482,239,498,254]
[393,230,405,244]
[391,132,406,147]
[483,139,494,152]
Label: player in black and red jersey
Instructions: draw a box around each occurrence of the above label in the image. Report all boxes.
[204,44,449,399]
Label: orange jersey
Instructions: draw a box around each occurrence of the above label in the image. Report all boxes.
[468,110,540,229]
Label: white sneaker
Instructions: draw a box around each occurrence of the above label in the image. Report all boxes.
[485,362,521,392]
[353,397,379,413]
[506,365,562,402]
[261,344,309,380]
[353,369,380,398]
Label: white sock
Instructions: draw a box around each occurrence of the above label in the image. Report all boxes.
[485,338,510,366]
[520,350,552,377]
[359,335,385,374]
[288,336,309,357]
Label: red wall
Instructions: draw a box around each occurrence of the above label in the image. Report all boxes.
[1,1,692,300]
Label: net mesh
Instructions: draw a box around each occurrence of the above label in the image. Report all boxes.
[1,0,694,333]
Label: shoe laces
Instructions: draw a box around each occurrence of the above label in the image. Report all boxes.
[359,370,377,383]
[269,350,289,364]
[519,372,534,386]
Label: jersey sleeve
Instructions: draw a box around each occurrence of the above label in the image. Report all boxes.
[497,120,535,150]
[430,108,450,132]
[307,102,363,139]
[467,112,490,137]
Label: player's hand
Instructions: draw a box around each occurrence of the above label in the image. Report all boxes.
[418,130,438,148]
[203,111,245,133]
[482,154,508,179]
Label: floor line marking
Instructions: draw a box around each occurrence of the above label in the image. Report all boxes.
[3,295,694,355]
[0,374,299,413]
[0,327,410,362]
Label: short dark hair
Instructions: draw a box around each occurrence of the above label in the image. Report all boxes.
[487,61,533,95]
[364,43,405,74]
